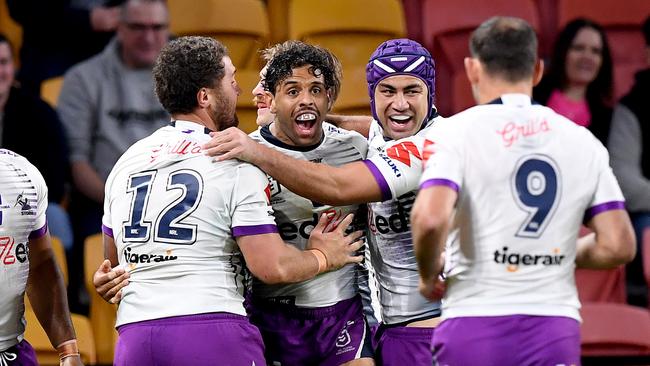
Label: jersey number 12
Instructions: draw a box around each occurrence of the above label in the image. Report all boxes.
[122,169,203,245]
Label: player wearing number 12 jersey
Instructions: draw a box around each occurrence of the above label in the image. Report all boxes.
[101,36,363,366]
[412,17,635,366]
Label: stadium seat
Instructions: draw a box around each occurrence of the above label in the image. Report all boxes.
[40,77,64,107]
[421,0,540,116]
[575,267,627,303]
[24,310,97,365]
[575,226,627,303]
[401,0,425,45]
[0,0,22,65]
[267,0,289,43]
[289,0,406,117]
[84,233,118,365]
[167,0,269,70]
[580,302,650,356]
[556,0,649,99]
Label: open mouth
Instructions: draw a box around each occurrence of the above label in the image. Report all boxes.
[295,112,318,135]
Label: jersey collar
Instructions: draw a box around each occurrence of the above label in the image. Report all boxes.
[487,94,540,106]
[170,120,213,135]
[259,124,324,152]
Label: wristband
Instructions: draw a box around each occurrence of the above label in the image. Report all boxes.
[57,339,78,361]
[308,248,328,273]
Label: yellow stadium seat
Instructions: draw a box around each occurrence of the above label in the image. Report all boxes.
[25,236,68,310]
[289,0,406,117]
[84,233,118,365]
[40,77,64,107]
[267,0,289,43]
[0,0,22,64]
[24,310,97,365]
[289,0,406,68]
[168,0,269,70]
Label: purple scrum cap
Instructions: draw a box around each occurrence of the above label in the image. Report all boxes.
[366,38,436,123]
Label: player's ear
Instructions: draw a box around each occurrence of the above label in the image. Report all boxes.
[464,57,480,85]
[197,87,210,108]
[532,59,544,86]
[269,94,277,114]
[326,90,333,111]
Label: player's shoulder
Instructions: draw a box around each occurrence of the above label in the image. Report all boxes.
[322,122,368,152]
[0,149,40,175]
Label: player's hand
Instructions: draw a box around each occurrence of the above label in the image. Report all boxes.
[202,127,261,162]
[93,260,129,304]
[60,354,83,366]
[419,274,446,301]
[307,213,364,272]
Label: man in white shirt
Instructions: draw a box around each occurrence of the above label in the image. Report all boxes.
[100,36,363,366]
[204,38,443,365]
[0,149,82,366]
[411,16,635,366]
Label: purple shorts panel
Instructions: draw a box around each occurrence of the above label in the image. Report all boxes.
[250,296,373,365]
[114,312,266,366]
[0,340,38,366]
[375,326,434,366]
[433,315,581,366]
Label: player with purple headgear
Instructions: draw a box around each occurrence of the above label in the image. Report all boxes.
[204,38,444,365]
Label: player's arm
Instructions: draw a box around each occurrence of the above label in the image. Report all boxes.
[92,233,129,304]
[411,185,457,301]
[576,209,636,269]
[237,214,364,284]
[326,114,373,138]
[203,127,383,205]
[26,232,84,366]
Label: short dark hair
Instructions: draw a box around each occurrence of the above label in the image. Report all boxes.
[120,0,167,22]
[643,16,650,46]
[264,41,341,101]
[153,36,228,115]
[470,16,538,82]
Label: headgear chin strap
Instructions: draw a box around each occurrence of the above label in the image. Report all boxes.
[366,38,436,123]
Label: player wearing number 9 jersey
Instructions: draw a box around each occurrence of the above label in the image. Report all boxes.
[101,36,363,366]
[411,17,635,366]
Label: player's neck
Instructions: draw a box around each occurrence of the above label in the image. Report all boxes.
[172,111,217,132]
[475,76,533,105]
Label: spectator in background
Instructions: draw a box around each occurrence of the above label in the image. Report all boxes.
[7,0,123,95]
[57,0,169,312]
[608,15,650,308]
[534,18,614,144]
[0,33,73,250]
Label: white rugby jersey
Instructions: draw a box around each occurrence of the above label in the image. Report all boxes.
[362,117,443,324]
[250,123,368,307]
[419,94,625,321]
[103,121,278,327]
[0,149,48,351]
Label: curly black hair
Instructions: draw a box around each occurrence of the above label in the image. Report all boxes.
[153,36,228,115]
[264,41,341,100]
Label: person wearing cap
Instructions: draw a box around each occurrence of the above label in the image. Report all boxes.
[204,38,443,365]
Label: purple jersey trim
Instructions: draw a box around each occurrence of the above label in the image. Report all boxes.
[584,201,625,223]
[102,224,114,238]
[232,224,278,237]
[419,178,460,192]
[29,222,48,239]
[362,160,392,201]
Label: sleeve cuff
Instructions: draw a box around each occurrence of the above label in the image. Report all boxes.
[583,201,625,223]
[419,178,460,192]
[29,222,48,239]
[362,160,392,201]
[232,224,278,237]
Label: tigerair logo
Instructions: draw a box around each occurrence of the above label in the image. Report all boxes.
[493,246,565,272]
[123,247,177,264]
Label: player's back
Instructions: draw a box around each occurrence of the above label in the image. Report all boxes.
[104,121,275,326]
[424,94,624,320]
[0,149,48,349]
